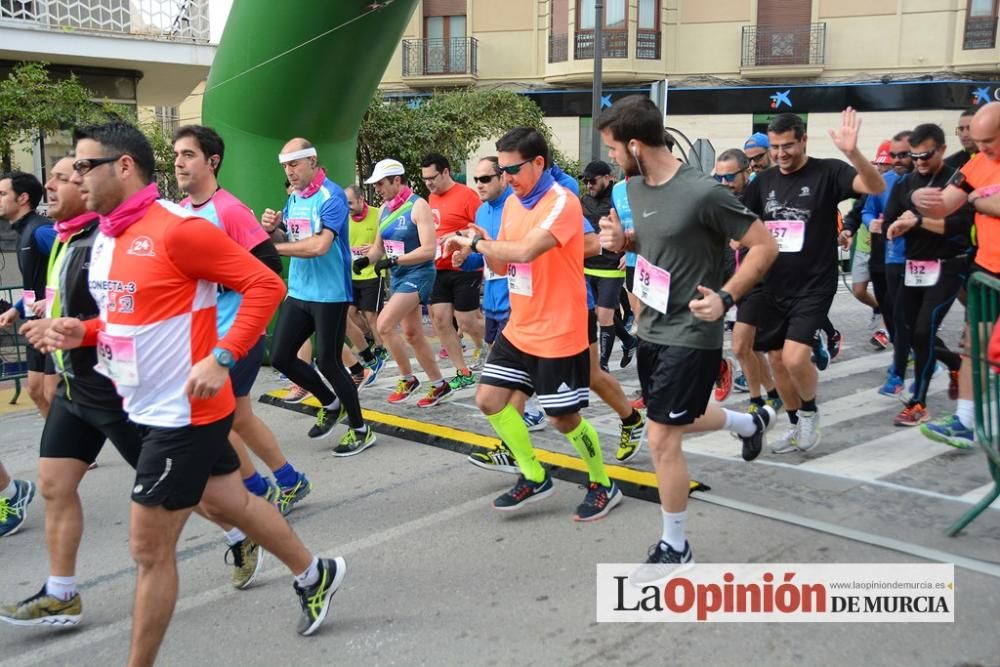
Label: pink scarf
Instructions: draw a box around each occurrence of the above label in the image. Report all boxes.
[386,186,413,212]
[55,212,99,242]
[298,168,327,199]
[351,201,369,222]
[99,183,160,237]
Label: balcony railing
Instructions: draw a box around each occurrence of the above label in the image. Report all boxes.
[548,32,568,63]
[574,30,628,59]
[402,37,478,77]
[0,0,210,43]
[963,15,998,50]
[636,29,660,60]
[741,22,826,67]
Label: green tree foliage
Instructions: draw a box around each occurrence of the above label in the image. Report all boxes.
[357,89,577,196]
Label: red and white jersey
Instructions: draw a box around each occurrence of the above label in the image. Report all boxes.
[85,200,285,428]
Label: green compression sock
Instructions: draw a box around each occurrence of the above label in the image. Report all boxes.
[565,418,610,487]
[486,404,545,483]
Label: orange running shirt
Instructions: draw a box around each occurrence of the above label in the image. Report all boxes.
[430,183,482,271]
[961,153,1000,272]
[498,183,588,358]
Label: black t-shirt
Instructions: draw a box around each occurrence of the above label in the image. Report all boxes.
[882,166,973,261]
[743,158,857,296]
[944,150,972,171]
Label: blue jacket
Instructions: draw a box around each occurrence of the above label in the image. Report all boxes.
[862,171,906,265]
[477,186,513,318]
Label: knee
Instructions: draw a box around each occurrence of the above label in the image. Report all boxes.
[129,530,173,569]
[401,326,422,346]
[475,388,506,415]
[732,335,751,358]
[38,471,74,504]
[647,434,682,465]
[27,381,45,404]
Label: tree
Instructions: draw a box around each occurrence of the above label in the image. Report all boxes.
[357,89,578,196]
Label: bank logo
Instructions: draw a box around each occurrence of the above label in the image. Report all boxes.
[770,90,792,109]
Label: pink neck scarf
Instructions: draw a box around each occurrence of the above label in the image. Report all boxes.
[298,168,327,199]
[99,183,160,237]
[351,201,369,222]
[386,186,413,212]
[55,212,99,242]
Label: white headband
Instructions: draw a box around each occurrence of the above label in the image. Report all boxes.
[278,147,317,164]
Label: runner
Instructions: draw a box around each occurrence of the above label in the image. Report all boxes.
[43,122,344,656]
[0,171,58,415]
[742,109,886,454]
[354,158,452,409]
[945,108,978,170]
[264,138,374,453]
[344,183,388,388]
[743,132,772,177]
[445,127,622,521]
[595,96,778,573]
[0,462,35,538]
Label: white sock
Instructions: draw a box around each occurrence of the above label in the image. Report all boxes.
[723,409,758,437]
[46,575,76,601]
[661,509,687,551]
[294,557,320,588]
[354,424,368,433]
[223,527,246,545]
[324,399,340,411]
[525,395,542,415]
[956,400,975,429]
[0,480,16,499]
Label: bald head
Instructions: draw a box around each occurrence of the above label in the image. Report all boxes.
[280,137,319,189]
[971,102,1000,162]
[282,137,313,154]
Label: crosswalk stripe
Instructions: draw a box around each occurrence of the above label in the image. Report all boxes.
[796,429,955,479]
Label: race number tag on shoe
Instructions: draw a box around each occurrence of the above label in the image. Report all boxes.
[383,240,404,260]
[286,218,313,242]
[95,332,139,386]
[634,255,670,314]
[905,259,941,287]
[765,221,805,252]
[22,289,36,309]
[508,262,533,296]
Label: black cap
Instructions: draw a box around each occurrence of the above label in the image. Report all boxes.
[581,160,612,178]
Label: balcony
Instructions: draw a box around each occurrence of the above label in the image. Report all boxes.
[963,15,998,50]
[574,30,628,59]
[401,36,478,87]
[0,0,209,43]
[548,33,568,63]
[740,22,826,78]
[636,30,660,60]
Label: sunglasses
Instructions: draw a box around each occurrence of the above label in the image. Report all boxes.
[713,173,740,183]
[748,152,769,163]
[72,155,123,176]
[473,174,498,184]
[909,149,939,161]
[889,151,911,160]
[582,177,604,185]
[498,159,532,175]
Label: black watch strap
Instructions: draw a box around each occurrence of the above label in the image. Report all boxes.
[718,289,735,310]
[471,235,483,253]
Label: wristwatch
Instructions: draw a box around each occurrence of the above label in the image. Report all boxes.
[914,214,924,228]
[470,235,484,253]
[718,290,735,311]
[212,347,235,369]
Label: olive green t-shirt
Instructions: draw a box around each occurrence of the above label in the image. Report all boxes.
[627,165,758,349]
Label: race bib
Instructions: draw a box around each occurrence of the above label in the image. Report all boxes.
[483,263,504,281]
[383,239,404,260]
[905,259,941,287]
[351,247,367,259]
[95,332,139,387]
[286,218,313,242]
[634,255,670,314]
[22,289,36,309]
[508,262,532,296]
[45,287,56,318]
[765,220,805,253]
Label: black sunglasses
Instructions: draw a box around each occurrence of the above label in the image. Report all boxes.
[713,173,740,183]
[909,149,939,161]
[748,152,768,164]
[498,159,532,175]
[473,174,498,184]
[582,177,601,184]
[72,155,123,176]
[889,151,911,160]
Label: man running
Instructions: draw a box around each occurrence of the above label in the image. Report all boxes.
[44,121,345,659]
[742,110,885,454]
[263,138,374,453]
[345,183,388,387]
[174,125,313,511]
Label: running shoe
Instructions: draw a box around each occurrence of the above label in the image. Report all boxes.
[263,478,283,511]
[811,331,830,371]
[364,354,386,387]
[523,410,547,432]
[770,422,801,455]
[733,372,749,393]
[894,402,929,427]
[417,380,453,408]
[438,347,449,360]
[469,342,489,372]
[467,441,520,474]
[765,395,784,413]
[375,345,389,362]
[948,370,960,401]
[878,375,904,397]
[277,473,312,514]
[294,557,346,637]
[630,541,695,587]
[574,481,623,522]
[739,405,776,461]
[0,479,35,537]
[870,328,890,350]
[493,474,554,511]
[796,410,821,451]
[283,384,311,404]
[920,415,975,449]
[447,369,477,392]
[828,329,843,361]
[0,585,81,626]
[616,411,646,463]
[333,425,376,457]
[225,538,264,590]
[387,376,421,404]
[714,357,734,402]
[308,404,345,439]
[620,339,637,369]
[351,368,370,390]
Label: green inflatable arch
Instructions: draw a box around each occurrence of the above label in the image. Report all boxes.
[202,0,419,216]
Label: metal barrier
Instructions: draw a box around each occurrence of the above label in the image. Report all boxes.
[948,272,1000,535]
[0,285,27,404]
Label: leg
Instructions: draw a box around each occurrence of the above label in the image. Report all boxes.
[430,302,469,372]
[232,397,286,470]
[26,370,50,417]
[589,341,631,418]
[401,307,444,382]
[39,458,88,578]
[647,421,689,513]
[852,280,879,310]
[779,340,818,402]
[732,322,762,398]
[313,302,364,428]
[768,349,801,412]
[270,299,335,405]
[377,292,421,378]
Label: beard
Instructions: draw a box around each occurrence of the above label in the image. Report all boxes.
[622,151,641,178]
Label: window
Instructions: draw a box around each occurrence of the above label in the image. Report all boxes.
[578,0,626,30]
[424,15,467,73]
[550,0,569,62]
[964,0,999,49]
[575,0,628,59]
[636,0,660,59]
[155,106,179,133]
[0,0,37,21]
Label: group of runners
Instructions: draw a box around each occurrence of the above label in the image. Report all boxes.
[0,96,998,660]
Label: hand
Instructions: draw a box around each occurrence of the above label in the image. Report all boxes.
[185,354,230,399]
[374,257,397,274]
[688,285,724,322]
[352,255,371,275]
[19,318,51,349]
[41,317,85,352]
[30,298,46,318]
[451,247,471,268]
[729,239,742,251]
[261,208,282,232]
[599,208,625,252]
[911,187,944,213]
[463,223,492,241]
[838,229,853,250]
[443,233,473,256]
[827,106,862,155]
[869,217,884,235]
[887,211,919,240]
[0,307,16,328]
